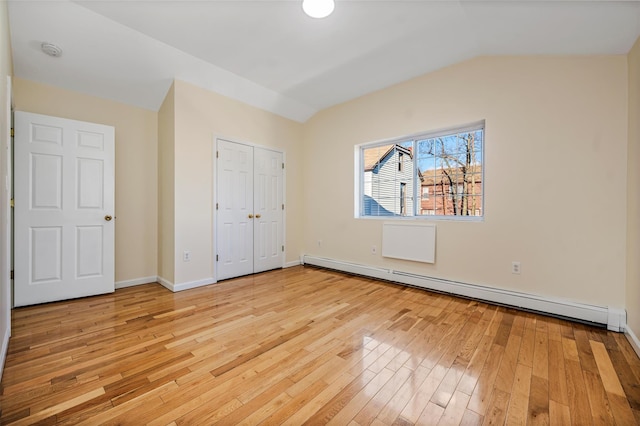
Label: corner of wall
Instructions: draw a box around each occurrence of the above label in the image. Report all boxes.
[626,36,640,351]
[625,326,640,358]
[157,82,176,284]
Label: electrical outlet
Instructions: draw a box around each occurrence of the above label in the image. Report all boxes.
[371,245,377,255]
[183,250,191,262]
[511,261,521,274]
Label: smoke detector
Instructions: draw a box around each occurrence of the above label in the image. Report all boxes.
[41,42,62,58]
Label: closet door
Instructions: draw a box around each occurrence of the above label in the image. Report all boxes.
[216,140,254,280]
[216,140,284,280]
[253,147,283,273]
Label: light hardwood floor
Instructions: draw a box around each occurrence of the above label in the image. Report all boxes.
[1,266,639,425]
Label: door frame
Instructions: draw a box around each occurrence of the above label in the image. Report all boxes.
[212,136,286,281]
[0,76,12,380]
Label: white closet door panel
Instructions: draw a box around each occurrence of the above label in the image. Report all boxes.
[253,147,283,273]
[216,139,254,280]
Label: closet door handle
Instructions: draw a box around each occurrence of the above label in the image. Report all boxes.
[255,214,261,219]
[248,214,254,219]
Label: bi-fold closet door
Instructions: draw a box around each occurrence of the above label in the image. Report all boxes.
[216,139,284,281]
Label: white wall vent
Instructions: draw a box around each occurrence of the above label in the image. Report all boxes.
[382,222,435,264]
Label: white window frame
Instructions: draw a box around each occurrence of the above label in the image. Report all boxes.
[355,121,485,221]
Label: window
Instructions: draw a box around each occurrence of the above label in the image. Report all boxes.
[422,187,429,200]
[359,122,484,219]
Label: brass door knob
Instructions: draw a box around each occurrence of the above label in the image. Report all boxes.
[248,214,254,219]
[105,215,113,221]
[255,214,262,219]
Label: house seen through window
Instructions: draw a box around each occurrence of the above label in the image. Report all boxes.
[360,122,484,219]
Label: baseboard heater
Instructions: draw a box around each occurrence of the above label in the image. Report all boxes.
[301,255,625,332]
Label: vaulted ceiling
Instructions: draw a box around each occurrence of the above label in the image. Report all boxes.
[7,1,640,122]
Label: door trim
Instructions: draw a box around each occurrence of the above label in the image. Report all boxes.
[213,136,286,281]
[0,75,12,381]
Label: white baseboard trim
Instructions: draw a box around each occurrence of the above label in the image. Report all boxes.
[625,326,640,358]
[284,260,301,268]
[0,327,10,382]
[174,278,216,292]
[158,276,216,292]
[607,308,627,333]
[115,276,158,289]
[303,255,623,331]
[157,276,174,292]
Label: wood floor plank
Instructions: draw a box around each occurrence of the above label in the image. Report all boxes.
[494,330,522,393]
[374,364,432,424]
[282,371,355,425]
[505,363,532,425]
[438,390,471,425]
[564,359,594,426]
[17,387,106,426]
[480,388,509,426]
[527,375,549,425]
[456,334,494,396]
[590,340,627,397]
[326,367,395,425]
[460,409,483,425]
[259,378,329,425]
[582,369,615,425]
[416,401,445,424]
[466,343,504,416]
[352,366,413,425]
[400,364,445,423]
[532,326,549,381]
[0,266,637,425]
[548,399,571,426]
[548,339,569,406]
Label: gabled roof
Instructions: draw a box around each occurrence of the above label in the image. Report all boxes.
[364,144,412,172]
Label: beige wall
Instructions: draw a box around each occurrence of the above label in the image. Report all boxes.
[158,83,175,284]
[13,78,158,284]
[0,0,13,377]
[171,79,304,285]
[627,38,640,341]
[303,56,628,309]
[4,50,636,334]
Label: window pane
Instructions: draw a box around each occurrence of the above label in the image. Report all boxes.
[360,124,483,219]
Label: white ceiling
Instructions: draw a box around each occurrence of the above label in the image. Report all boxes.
[7,1,640,122]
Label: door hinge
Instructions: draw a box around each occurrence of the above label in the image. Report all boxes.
[282,163,284,170]
[282,204,284,210]
[216,254,219,262]
[282,245,284,252]
[10,128,14,138]
[10,270,13,280]
[10,198,14,208]
[216,203,218,210]
[216,151,219,158]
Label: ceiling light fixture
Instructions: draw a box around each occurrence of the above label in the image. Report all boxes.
[302,0,335,18]
[41,42,63,58]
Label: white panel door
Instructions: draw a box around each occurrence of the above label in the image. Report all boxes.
[216,139,254,280]
[254,147,283,273]
[14,112,115,306]
[216,140,284,281]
